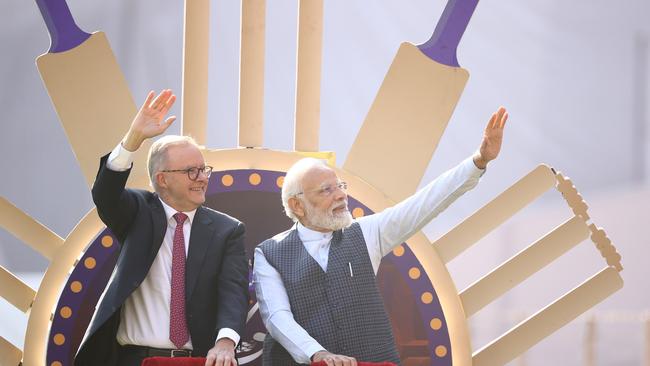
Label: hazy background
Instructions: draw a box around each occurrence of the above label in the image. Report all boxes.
[1,1,649,365]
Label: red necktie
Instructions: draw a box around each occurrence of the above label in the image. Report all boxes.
[170,212,189,349]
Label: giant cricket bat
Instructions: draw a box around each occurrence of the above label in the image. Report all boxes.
[35,0,147,188]
[343,0,479,202]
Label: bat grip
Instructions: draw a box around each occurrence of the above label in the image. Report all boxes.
[417,0,479,67]
[35,0,91,53]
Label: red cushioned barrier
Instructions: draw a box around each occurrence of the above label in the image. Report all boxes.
[311,362,396,366]
[141,357,397,366]
[141,357,207,366]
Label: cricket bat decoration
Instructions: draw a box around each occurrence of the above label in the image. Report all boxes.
[343,0,479,202]
[35,0,144,188]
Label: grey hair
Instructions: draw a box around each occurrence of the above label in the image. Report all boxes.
[147,135,200,190]
[281,157,330,221]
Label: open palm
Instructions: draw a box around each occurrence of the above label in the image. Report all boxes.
[131,89,177,139]
[478,106,508,163]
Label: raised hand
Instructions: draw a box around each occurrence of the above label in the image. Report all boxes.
[122,89,177,151]
[473,106,508,169]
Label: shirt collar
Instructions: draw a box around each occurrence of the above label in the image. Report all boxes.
[296,222,332,241]
[158,197,197,225]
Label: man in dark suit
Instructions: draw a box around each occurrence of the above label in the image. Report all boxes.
[75,90,248,366]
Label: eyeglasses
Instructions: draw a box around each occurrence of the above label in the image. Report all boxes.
[161,166,213,181]
[296,182,347,197]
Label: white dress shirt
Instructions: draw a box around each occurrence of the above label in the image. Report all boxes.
[253,156,484,363]
[106,143,239,348]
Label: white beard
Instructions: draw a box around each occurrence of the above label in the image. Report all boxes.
[303,200,353,231]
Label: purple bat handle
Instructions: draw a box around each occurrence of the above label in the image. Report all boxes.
[35,0,91,53]
[418,0,479,67]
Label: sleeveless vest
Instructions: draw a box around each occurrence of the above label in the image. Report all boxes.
[259,222,401,365]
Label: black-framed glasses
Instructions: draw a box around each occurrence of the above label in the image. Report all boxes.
[296,181,347,197]
[161,166,213,181]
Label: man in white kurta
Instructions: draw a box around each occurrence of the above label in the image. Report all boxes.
[255,107,509,366]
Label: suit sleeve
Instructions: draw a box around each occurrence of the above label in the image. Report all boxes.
[215,222,249,341]
[91,153,139,240]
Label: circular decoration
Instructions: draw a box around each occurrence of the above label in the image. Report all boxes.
[59,307,72,319]
[83,257,96,269]
[392,245,405,257]
[430,318,442,330]
[100,236,113,248]
[53,334,65,346]
[221,174,234,186]
[249,173,262,186]
[421,292,434,304]
[435,345,448,358]
[276,176,284,188]
[352,207,365,218]
[70,281,82,293]
[409,267,421,279]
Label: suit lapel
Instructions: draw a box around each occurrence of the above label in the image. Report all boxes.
[149,194,167,261]
[186,206,214,299]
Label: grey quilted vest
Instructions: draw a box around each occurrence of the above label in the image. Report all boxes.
[258,222,401,365]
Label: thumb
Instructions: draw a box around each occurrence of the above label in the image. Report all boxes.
[163,116,177,130]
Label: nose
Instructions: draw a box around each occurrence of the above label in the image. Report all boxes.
[333,187,346,200]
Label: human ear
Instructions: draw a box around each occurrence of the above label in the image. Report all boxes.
[289,197,305,219]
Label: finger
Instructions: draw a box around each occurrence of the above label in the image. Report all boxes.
[324,357,334,366]
[161,94,177,114]
[217,353,228,366]
[333,357,344,366]
[151,89,170,109]
[224,355,235,366]
[487,112,497,130]
[499,112,509,129]
[142,91,155,109]
[164,116,177,129]
[350,357,357,366]
[496,106,506,118]
[205,353,216,366]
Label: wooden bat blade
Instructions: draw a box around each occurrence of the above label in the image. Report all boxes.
[343,42,469,202]
[36,32,144,188]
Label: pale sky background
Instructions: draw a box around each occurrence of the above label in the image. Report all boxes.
[1,1,649,365]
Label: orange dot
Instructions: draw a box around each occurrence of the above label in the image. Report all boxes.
[392,245,405,257]
[249,173,261,186]
[221,174,234,186]
[430,318,442,330]
[60,306,72,319]
[408,267,421,279]
[51,362,63,366]
[276,176,285,188]
[352,207,365,218]
[421,292,433,304]
[84,257,96,269]
[101,235,113,247]
[70,281,83,293]
[435,345,447,357]
[53,333,65,345]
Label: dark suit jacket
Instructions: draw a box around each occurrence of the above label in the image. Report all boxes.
[75,154,249,366]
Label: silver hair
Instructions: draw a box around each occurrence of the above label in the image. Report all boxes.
[281,157,330,221]
[147,135,200,191]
